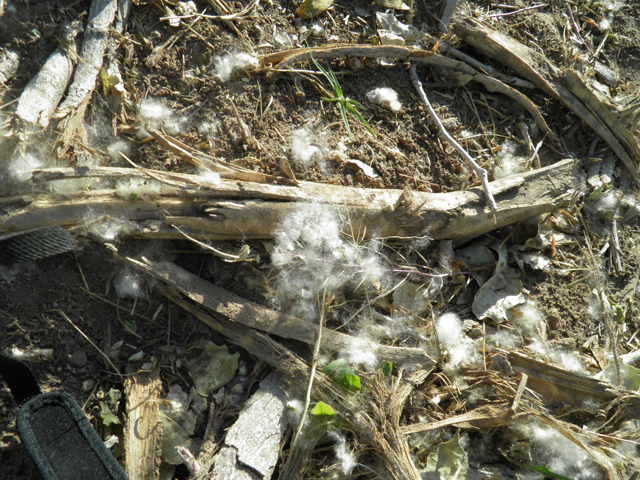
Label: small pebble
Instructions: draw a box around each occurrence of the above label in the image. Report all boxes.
[82,379,95,393]
[68,348,88,368]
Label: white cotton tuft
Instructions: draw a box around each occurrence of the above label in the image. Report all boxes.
[436,313,463,346]
[329,431,357,476]
[198,170,221,187]
[290,127,327,165]
[367,87,401,111]
[512,300,545,337]
[116,178,162,200]
[286,399,304,424]
[114,268,145,299]
[137,99,185,133]
[213,52,258,82]
[495,139,526,179]
[269,203,387,320]
[138,99,173,126]
[9,153,45,182]
[436,313,481,373]
[107,140,132,164]
[525,422,603,480]
[341,337,378,369]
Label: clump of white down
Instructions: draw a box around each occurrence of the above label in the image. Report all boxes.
[138,99,185,134]
[436,312,481,374]
[114,267,145,299]
[290,126,328,167]
[329,431,357,476]
[494,139,526,179]
[366,87,402,112]
[521,420,603,480]
[271,203,387,322]
[213,52,258,82]
[8,152,45,182]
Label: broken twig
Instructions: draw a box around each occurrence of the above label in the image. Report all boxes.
[410,63,498,212]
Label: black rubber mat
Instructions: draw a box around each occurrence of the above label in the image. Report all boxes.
[0,225,78,264]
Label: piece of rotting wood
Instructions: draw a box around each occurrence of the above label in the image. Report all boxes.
[2,158,585,244]
[14,21,82,129]
[124,366,163,480]
[507,351,640,414]
[453,16,640,180]
[55,0,118,116]
[204,372,289,480]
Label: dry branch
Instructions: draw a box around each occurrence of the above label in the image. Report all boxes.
[1,159,585,244]
[410,63,497,211]
[56,0,118,116]
[14,22,81,129]
[125,257,433,367]
[453,16,640,179]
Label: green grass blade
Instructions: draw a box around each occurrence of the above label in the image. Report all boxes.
[338,103,353,140]
[345,102,375,136]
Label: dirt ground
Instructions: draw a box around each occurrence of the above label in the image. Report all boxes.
[2,0,640,479]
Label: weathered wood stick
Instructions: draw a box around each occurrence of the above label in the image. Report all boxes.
[123,367,162,480]
[126,257,434,367]
[1,159,584,244]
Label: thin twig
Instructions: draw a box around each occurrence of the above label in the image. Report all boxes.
[611,200,623,273]
[409,64,498,211]
[487,3,548,18]
[291,288,327,448]
[58,310,123,376]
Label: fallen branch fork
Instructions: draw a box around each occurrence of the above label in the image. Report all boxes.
[1,159,584,244]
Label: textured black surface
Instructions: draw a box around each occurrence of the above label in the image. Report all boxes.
[0,353,41,405]
[0,226,78,264]
[17,393,130,480]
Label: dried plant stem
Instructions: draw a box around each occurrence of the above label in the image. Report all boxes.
[291,288,327,449]
[410,64,498,211]
[58,310,122,376]
[611,201,623,273]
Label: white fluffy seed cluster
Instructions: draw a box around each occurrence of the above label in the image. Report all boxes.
[366,87,402,112]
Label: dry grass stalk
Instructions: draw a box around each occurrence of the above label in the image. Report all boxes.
[124,256,433,366]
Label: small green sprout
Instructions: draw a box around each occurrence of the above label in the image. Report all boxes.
[307,48,375,141]
[323,358,361,393]
[311,401,336,417]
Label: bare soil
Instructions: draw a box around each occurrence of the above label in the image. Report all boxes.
[2,0,640,479]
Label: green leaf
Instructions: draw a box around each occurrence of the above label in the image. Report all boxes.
[340,373,361,393]
[99,401,121,425]
[612,303,624,324]
[129,192,138,202]
[323,359,361,393]
[527,465,575,480]
[311,401,336,416]
[382,361,393,378]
